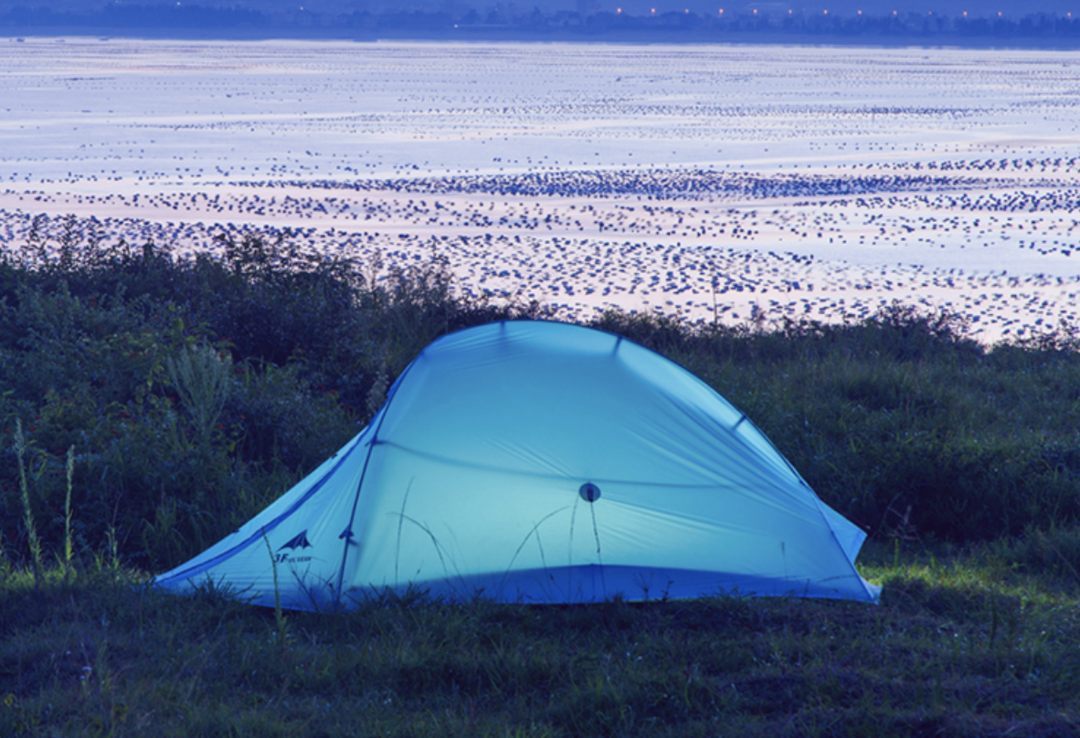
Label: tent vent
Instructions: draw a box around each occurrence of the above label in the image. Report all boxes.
[579,482,601,503]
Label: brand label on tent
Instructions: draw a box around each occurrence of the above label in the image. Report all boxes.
[275,530,314,564]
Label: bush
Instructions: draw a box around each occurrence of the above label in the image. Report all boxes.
[0,228,537,570]
[4,225,1080,572]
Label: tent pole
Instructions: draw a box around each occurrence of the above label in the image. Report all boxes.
[332,356,425,606]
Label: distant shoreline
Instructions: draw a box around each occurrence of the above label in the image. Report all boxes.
[8,31,1080,52]
[5,8,1080,49]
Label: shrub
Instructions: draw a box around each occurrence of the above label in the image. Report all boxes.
[4,225,1080,572]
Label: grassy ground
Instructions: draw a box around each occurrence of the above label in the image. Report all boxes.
[2,537,1080,737]
[3,230,1080,734]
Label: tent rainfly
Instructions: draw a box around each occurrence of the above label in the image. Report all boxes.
[155,321,880,608]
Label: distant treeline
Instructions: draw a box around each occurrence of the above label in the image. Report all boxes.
[4,4,1080,42]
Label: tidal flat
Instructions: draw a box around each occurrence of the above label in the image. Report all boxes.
[3,38,1080,340]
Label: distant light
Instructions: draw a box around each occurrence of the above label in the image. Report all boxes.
[617,7,622,12]
[858,9,862,14]
[963,11,967,16]
[998,11,1002,16]
[686,8,690,13]
[823,9,828,14]
[719,8,724,14]
[753,8,757,14]
[651,7,655,13]
[893,10,897,15]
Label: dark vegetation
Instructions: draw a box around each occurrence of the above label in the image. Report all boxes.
[0,222,536,572]
[3,226,1080,734]
[5,224,1080,571]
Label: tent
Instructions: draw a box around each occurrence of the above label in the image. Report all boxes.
[155,321,880,608]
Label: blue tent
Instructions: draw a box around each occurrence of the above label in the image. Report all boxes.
[155,321,880,608]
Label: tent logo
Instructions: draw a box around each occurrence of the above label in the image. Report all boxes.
[279,530,312,551]
[274,530,313,564]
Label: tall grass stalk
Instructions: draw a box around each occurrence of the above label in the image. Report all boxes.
[63,445,75,578]
[97,526,121,574]
[262,529,290,648]
[13,419,43,585]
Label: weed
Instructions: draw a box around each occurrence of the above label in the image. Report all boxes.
[262,529,291,649]
[13,420,42,586]
[165,342,232,455]
[62,445,74,578]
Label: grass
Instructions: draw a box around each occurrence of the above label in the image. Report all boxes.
[3,227,1080,733]
[2,540,1079,737]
